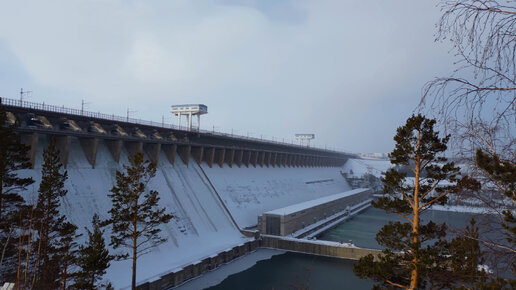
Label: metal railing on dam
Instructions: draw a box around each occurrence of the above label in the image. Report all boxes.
[1,97,353,168]
[0,97,348,155]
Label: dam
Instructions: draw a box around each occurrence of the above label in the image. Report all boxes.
[2,98,371,289]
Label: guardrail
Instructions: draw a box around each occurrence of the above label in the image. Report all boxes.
[0,97,349,154]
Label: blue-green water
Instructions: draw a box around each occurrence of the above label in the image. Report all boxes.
[206,251,373,290]
[317,207,484,249]
[206,208,493,289]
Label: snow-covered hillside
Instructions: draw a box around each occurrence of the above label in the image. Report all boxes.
[203,164,352,228]
[20,136,246,289]
[18,135,353,288]
[341,158,392,178]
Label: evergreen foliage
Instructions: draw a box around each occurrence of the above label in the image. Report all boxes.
[476,149,516,279]
[105,152,173,290]
[76,214,112,290]
[34,138,70,289]
[0,103,34,278]
[353,114,477,289]
[0,104,33,219]
[56,221,81,290]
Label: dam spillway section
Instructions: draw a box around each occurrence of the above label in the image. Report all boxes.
[1,97,369,289]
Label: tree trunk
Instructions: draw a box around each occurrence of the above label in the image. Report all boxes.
[61,254,68,290]
[409,134,421,290]
[0,179,3,219]
[132,204,138,290]
[132,245,137,290]
[90,274,95,289]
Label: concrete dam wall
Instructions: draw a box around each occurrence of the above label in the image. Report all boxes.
[18,134,351,288]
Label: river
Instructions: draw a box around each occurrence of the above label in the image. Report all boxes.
[198,207,493,289]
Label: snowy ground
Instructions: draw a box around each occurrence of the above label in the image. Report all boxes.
[341,158,392,178]
[202,164,352,228]
[19,136,247,289]
[431,204,502,215]
[17,135,354,288]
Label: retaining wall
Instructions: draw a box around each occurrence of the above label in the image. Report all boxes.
[260,235,380,261]
[138,240,260,290]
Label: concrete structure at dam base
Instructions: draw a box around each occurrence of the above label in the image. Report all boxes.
[260,188,371,236]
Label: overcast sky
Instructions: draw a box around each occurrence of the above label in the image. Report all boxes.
[0,0,455,153]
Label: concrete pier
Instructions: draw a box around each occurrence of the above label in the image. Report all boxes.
[79,137,99,168]
[163,144,177,165]
[54,135,71,167]
[19,133,39,168]
[106,140,123,163]
[178,145,191,166]
[205,147,215,168]
[144,143,161,164]
[243,151,251,167]
[215,149,225,168]
[125,141,143,159]
[251,151,258,168]
[192,146,204,165]
[234,150,243,167]
[224,149,235,168]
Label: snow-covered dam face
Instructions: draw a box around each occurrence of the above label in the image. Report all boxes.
[18,135,351,288]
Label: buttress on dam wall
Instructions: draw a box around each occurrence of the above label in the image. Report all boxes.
[18,135,351,288]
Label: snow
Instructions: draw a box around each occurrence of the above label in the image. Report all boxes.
[265,188,369,216]
[19,135,248,289]
[201,164,352,228]
[16,135,356,288]
[175,249,285,290]
[341,158,392,178]
[431,204,500,215]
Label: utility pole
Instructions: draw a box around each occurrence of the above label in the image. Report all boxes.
[81,99,91,115]
[127,108,137,122]
[20,88,32,103]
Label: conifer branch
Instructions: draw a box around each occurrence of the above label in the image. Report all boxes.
[385,279,409,289]
[419,190,452,210]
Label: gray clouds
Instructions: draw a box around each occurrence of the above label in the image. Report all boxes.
[0,0,454,152]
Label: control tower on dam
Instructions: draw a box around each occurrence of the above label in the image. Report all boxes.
[1,97,359,289]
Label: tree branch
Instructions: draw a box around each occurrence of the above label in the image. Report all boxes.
[419,190,451,210]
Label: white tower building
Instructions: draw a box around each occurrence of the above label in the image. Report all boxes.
[295,134,315,147]
[171,104,208,131]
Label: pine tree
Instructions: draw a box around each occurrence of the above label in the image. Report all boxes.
[105,152,173,290]
[353,114,472,289]
[56,221,81,290]
[76,214,112,290]
[476,149,516,283]
[0,102,34,278]
[446,218,486,287]
[34,138,69,289]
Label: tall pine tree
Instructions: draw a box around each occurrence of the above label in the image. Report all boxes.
[56,221,81,290]
[76,214,112,290]
[476,149,516,282]
[0,102,34,278]
[106,152,173,290]
[34,138,69,289]
[353,114,472,289]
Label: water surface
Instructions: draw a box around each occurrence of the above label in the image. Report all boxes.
[206,252,372,290]
[317,207,484,249]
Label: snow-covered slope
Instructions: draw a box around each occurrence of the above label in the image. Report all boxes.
[202,164,352,228]
[341,158,392,178]
[19,135,352,288]
[20,136,247,289]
